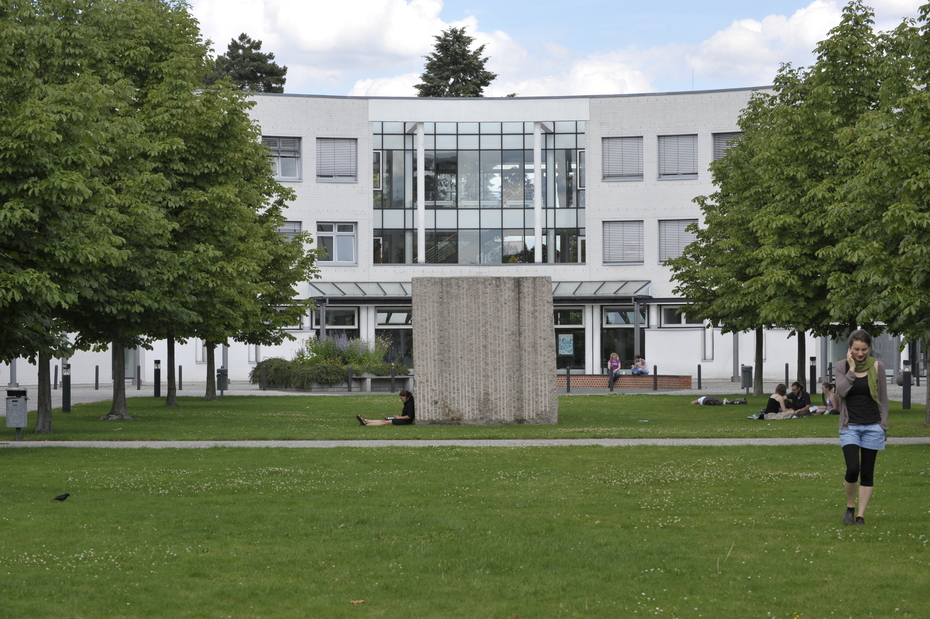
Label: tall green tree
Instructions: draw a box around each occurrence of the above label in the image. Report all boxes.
[828,8,929,420]
[0,0,172,430]
[205,33,287,93]
[668,94,777,395]
[745,1,884,386]
[415,27,497,97]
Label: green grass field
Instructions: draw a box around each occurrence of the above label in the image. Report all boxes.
[9,393,930,441]
[2,395,928,618]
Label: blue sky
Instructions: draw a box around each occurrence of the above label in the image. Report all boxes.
[189,0,924,96]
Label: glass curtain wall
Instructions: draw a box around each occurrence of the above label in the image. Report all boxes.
[372,121,585,264]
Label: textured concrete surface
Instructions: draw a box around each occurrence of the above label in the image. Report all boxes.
[412,276,558,425]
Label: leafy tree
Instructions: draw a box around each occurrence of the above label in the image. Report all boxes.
[415,27,497,97]
[668,94,777,395]
[828,8,929,420]
[0,0,170,430]
[745,2,884,386]
[205,33,287,93]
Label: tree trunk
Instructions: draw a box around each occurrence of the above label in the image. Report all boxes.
[203,341,217,401]
[33,353,53,434]
[165,333,178,407]
[753,327,764,397]
[102,340,132,420]
[796,332,807,390]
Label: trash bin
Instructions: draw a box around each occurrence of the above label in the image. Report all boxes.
[6,388,28,429]
[740,365,753,390]
[216,368,229,392]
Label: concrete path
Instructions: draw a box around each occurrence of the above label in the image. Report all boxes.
[3,437,929,449]
[6,378,929,413]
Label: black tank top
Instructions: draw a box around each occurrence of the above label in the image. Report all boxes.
[846,375,880,425]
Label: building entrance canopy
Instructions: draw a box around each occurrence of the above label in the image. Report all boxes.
[308,281,652,304]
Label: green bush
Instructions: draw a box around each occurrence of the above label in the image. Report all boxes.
[250,337,408,390]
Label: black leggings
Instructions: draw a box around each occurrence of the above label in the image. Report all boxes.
[843,444,878,486]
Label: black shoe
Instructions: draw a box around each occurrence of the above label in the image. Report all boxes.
[842,508,855,526]
[357,415,366,426]
[855,516,865,526]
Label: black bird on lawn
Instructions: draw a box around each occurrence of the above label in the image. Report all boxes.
[52,493,70,502]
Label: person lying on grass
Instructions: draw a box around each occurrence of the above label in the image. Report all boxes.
[357,390,415,426]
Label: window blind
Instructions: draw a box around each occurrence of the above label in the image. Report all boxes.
[658,219,697,262]
[658,134,697,178]
[603,221,644,263]
[602,137,643,180]
[316,138,358,180]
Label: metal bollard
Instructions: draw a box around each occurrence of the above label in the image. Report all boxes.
[179,365,183,391]
[784,363,789,389]
[903,361,911,410]
[697,364,702,390]
[390,365,396,393]
[62,364,71,413]
[95,365,99,390]
[653,366,657,391]
[137,365,141,390]
[565,365,571,393]
[154,360,161,399]
[54,365,58,390]
[347,367,353,392]
[809,357,816,393]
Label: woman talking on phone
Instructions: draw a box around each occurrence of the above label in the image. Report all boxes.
[835,329,888,526]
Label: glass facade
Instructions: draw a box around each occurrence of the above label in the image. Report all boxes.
[372,121,585,264]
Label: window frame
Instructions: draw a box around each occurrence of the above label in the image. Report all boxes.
[658,134,698,180]
[317,222,358,265]
[316,137,358,183]
[658,219,698,263]
[602,220,644,265]
[263,136,301,181]
[660,305,704,327]
[602,136,643,181]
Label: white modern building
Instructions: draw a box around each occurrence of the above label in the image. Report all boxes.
[5,87,911,388]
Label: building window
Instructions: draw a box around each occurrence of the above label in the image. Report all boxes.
[603,221,643,264]
[602,136,643,181]
[317,223,357,264]
[601,306,647,372]
[277,221,302,240]
[577,150,586,188]
[263,137,301,181]
[554,308,585,370]
[712,132,743,160]
[661,305,704,327]
[316,138,358,182]
[376,306,413,368]
[658,219,697,262]
[658,134,698,179]
[311,307,358,340]
[373,151,382,189]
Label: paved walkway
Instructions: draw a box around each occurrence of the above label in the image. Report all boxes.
[6,378,929,412]
[3,437,929,449]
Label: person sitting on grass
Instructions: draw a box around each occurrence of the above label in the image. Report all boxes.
[787,381,813,416]
[358,390,415,426]
[748,384,791,419]
[809,382,838,415]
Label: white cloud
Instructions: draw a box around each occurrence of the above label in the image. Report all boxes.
[191,0,927,97]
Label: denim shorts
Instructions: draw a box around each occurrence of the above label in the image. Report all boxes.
[840,424,886,451]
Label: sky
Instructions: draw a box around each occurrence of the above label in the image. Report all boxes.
[188,0,925,97]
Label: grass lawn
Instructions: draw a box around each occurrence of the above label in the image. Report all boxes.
[1,445,928,618]
[9,393,930,441]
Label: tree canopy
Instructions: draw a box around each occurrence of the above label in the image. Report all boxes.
[670,0,930,416]
[205,33,287,93]
[415,27,497,97]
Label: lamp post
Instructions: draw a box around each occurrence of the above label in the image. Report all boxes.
[62,363,71,413]
[154,359,161,399]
